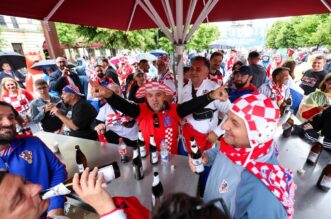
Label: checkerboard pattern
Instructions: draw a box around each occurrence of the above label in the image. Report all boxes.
[231,93,280,148]
[135,82,174,98]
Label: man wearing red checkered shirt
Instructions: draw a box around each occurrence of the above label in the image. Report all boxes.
[89,80,228,154]
[189,93,295,219]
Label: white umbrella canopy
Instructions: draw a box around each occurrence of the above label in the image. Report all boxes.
[136,53,157,62]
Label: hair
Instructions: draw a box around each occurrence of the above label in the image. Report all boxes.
[281,60,296,79]
[152,193,228,219]
[95,65,103,69]
[272,67,290,80]
[101,58,109,64]
[34,79,48,87]
[1,62,10,68]
[314,55,326,62]
[210,52,223,60]
[55,56,67,63]
[191,56,210,71]
[248,51,260,59]
[0,101,19,117]
[139,59,148,65]
[183,66,190,74]
[319,73,331,92]
[232,61,244,71]
[1,77,21,95]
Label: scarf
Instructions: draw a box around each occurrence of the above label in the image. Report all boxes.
[270,81,284,105]
[220,138,295,218]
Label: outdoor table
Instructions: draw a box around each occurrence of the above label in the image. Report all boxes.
[276,127,331,219]
[35,131,199,211]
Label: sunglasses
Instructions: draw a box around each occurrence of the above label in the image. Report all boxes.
[169,197,231,219]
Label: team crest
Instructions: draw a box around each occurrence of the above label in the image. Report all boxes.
[19,150,33,164]
[219,179,229,193]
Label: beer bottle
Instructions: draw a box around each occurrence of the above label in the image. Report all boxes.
[317,161,331,191]
[118,138,129,163]
[138,130,147,158]
[150,135,158,165]
[152,171,163,208]
[306,136,324,165]
[190,137,205,174]
[41,162,120,199]
[75,145,88,173]
[132,146,144,180]
[282,116,294,138]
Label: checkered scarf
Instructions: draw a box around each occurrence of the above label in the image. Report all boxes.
[225,94,295,218]
[135,82,174,98]
[270,80,284,105]
[220,138,295,218]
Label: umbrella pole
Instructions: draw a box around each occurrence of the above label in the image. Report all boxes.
[176,44,184,103]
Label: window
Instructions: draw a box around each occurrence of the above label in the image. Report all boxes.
[10,17,19,29]
[0,16,6,26]
[12,43,24,55]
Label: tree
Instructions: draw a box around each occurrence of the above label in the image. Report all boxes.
[55,23,81,46]
[57,23,220,55]
[265,14,331,49]
[186,24,220,51]
[274,21,298,48]
[266,21,285,48]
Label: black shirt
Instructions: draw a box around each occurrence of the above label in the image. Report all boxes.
[300,69,327,95]
[70,98,98,140]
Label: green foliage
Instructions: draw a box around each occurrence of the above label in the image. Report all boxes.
[56,22,220,54]
[186,24,220,51]
[265,14,331,49]
[274,22,298,48]
[266,21,285,48]
[55,23,81,46]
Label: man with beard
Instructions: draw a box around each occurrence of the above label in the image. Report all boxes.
[49,57,84,95]
[51,85,98,140]
[89,80,228,154]
[189,94,295,219]
[227,66,258,102]
[0,101,67,217]
[208,52,225,86]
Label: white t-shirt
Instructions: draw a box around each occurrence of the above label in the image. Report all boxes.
[96,103,138,141]
[182,79,231,135]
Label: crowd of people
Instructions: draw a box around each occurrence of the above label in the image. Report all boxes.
[0,47,330,219]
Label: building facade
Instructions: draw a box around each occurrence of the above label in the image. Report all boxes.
[0,15,45,54]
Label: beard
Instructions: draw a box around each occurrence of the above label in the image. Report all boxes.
[0,126,16,144]
[234,81,246,88]
[97,73,105,78]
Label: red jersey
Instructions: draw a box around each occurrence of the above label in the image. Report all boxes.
[136,103,180,154]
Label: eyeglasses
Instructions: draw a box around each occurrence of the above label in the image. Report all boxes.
[169,197,231,219]
[153,113,160,128]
